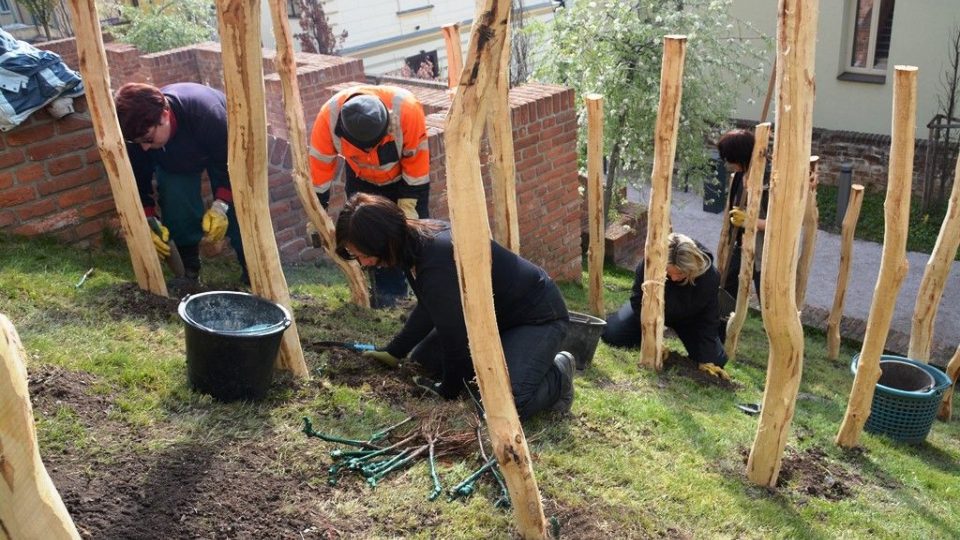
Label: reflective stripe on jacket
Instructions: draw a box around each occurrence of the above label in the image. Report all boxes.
[309,84,429,194]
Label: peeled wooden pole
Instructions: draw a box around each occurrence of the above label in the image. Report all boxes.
[836,66,917,448]
[65,0,167,297]
[746,0,818,487]
[826,185,865,360]
[585,94,605,317]
[442,23,463,89]
[715,171,737,283]
[215,0,308,378]
[265,0,369,307]
[639,35,687,371]
[724,122,770,359]
[0,315,80,540]
[444,1,546,537]
[908,153,960,362]
[937,346,960,421]
[795,155,820,307]
[486,23,521,253]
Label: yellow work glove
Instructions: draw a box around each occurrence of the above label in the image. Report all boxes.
[147,217,171,258]
[362,349,400,368]
[397,198,418,220]
[699,362,732,381]
[202,199,230,242]
[729,206,746,228]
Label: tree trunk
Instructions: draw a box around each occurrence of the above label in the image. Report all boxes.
[65,0,167,297]
[444,1,547,537]
[1,314,80,540]
[639,35,687,372]
[586,94,605,317]
[937,345,960,421]
[265,0,369,307]
[724,122,770,360]
[715,170,738,286]
[603,113,627,228]
[908,153,960,362]
[487,24,521,253]
[836,66,917,448]
[795,156,820,307]
[746,0,818,487]
[215,0,308,378]
[826,185,865,360]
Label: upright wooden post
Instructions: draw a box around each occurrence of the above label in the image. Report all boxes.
[908,153,960,362]
[585,94,605,317]
[715,171,737,283]
[215,0,308,378]
[1,315,80,540]
[826,185,865,360]
[937,345,960,421]
[795,155,820,307]
[442,23,463,89]
[264,0,369,307]
[64,0,167,297]
[724,122,770,359]
[444,2,547,537]
[836,66,917,448]
[746,0,818,487]
[639,35,687,371]
[487,23,521,253]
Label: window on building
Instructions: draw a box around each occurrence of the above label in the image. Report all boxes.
[404,50,439,79]
[287,0,301,18]
[841,0,895,83]
[0,0,11,14]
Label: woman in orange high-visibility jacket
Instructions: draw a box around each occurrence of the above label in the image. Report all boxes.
[309,84,430,307]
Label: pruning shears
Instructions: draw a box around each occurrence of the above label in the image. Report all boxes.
[313,341,377,353]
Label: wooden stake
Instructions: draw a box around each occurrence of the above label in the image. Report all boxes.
[444,2,547,537]
[487,23,521,253]
[724,122,770,360]
[442,23,463,90]
[760,59,776,123]
[937,345,960,421]
[836,66,918,448]
[0,314,80,539]
[215,0,308,378]
[795,155,820,307]
[585,94,605,317]
[715,170,737,283]
[746,0,818,487]
[64,0,167,297]
[826,185,865,360]
[908,153,960,362]
[640,35,687,371]
[264,0,369,308]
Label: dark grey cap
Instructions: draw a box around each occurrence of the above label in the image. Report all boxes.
[340,95,388,146]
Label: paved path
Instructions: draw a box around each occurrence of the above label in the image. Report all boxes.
[666,188,960,366]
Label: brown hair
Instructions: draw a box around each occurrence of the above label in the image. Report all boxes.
[335,193,440,268]
[114,83,168,141]
[716,129,755,171]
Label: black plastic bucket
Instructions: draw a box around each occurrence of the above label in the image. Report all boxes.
[178,291,292,402]
[562,311,607,370]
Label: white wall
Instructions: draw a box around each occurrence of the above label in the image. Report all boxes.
[730,1,959,138]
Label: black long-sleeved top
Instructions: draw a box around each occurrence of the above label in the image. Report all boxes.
[385,226,568,392]
[127,83,232,215]
[629,243,721,332]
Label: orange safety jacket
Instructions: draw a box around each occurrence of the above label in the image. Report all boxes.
[309,85,430,196]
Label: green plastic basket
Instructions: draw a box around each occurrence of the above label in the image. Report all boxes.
[850,354,953,443]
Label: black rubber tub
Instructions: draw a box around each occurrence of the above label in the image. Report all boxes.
[561,311,607,370]
[178,291,291,402]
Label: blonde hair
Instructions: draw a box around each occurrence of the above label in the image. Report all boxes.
[667,233,711,286]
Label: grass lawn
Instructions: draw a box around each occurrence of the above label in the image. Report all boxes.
[2,232,959,538]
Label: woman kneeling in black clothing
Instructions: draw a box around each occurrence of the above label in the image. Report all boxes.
[601,233,730,379]
[334,193,576,419]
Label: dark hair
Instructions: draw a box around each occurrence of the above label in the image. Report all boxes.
[114,83,168,141]
[335,193,438,268]
[716,129,755,171]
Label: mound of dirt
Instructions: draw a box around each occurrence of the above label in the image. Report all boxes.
[738,446,861,501]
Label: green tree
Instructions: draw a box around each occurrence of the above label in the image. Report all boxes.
[532,0,769,221]
[20,0,57,39]
[109,0,216,54]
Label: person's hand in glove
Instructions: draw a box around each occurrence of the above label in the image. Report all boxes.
[362,349,400,368]
[729,206,746,228]
[698,362,732,381]
[202,200,230,242]
[147,218,171,257]
[397,198,418,220]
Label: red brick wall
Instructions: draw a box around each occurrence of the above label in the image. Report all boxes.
[0,98,113,245]
[9,40,582,283]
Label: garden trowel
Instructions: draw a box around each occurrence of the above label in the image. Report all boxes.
[147,217,186,278]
